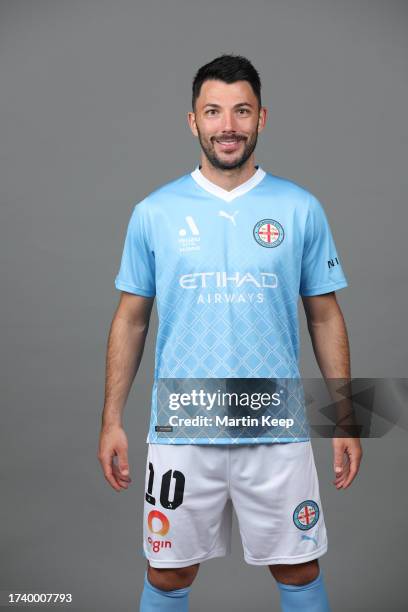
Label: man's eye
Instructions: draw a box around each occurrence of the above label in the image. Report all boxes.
[206,109,218,115]
[238,108,249,114]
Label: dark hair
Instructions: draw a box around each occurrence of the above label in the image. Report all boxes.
[192,54,262,111]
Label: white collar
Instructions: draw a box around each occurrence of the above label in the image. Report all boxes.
[190,164,266,202]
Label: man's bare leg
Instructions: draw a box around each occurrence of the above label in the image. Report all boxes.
[147,561,200,590]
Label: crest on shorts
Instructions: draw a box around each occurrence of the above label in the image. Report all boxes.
[253,219,284,247]
[293,500,320,530]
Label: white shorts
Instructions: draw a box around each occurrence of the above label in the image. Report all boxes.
[143,441,328,568]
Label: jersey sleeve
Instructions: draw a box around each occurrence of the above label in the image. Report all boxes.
[114,201,156,297]
[299,194,348,296]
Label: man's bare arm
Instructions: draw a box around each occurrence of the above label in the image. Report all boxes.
[302,292,350,378]
[102,292,155,427]
[302,292,362,489]
[98,292,155,491]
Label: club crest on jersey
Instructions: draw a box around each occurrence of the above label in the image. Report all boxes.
[293,500,320,530]
[253,219,284,248]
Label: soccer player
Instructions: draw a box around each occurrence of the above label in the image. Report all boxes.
[98,54,363,611]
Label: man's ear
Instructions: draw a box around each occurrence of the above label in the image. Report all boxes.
[187,111,198,137]
[258,106,268,133]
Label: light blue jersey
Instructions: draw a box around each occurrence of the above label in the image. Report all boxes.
[114,165,348,444]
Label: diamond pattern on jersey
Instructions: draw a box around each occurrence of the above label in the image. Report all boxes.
[114,171,348,445]
[147,234,308,443]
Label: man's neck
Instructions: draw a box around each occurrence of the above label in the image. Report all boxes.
[198,158,258,192]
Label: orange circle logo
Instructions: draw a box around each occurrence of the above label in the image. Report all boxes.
[147,510,170,536]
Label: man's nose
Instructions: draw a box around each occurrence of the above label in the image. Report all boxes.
[221,111,238,132]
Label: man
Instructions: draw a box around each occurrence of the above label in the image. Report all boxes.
[98,54,362,611]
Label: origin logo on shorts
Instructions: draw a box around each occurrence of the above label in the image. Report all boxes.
[253,219,284,247]
[147,510,172,553]
[147,509,170,536]
[293,500,320,530]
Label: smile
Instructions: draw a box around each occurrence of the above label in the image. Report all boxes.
[215,139,243,151]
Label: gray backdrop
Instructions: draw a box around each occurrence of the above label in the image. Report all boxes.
[1,0,407,610]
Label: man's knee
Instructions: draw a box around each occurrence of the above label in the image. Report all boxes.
[147,562,200,591]
[268,559,319,586]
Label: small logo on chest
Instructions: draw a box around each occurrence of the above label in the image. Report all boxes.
[178,216,200,253]
[218,210,239,226]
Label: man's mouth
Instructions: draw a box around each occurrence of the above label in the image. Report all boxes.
[214,137,244,152]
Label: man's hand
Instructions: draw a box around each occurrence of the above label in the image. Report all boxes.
[332,437,363,489]
[98,424,132,492]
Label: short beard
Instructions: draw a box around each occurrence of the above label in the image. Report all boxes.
[197,128,259,171]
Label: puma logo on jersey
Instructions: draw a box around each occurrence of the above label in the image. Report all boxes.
[218,210,239,225]
[300,534,318,546]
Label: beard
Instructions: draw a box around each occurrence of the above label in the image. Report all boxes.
[196,126,259,171]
